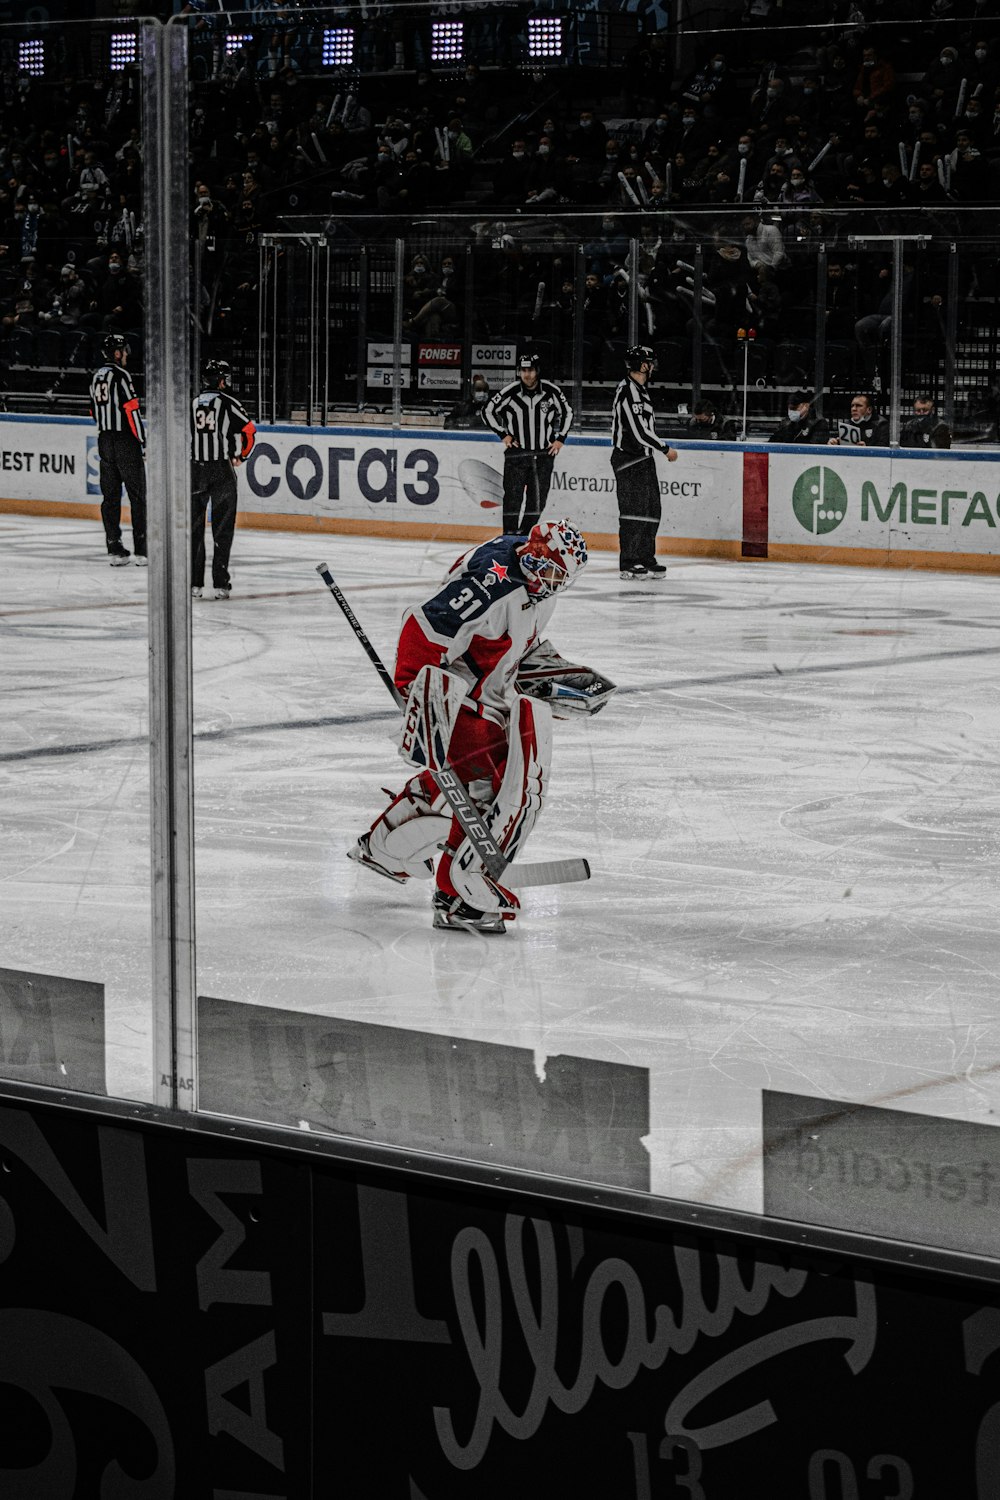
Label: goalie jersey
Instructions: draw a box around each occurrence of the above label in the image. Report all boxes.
[394,536,556,727]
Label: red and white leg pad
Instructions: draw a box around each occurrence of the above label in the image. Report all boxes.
[361,778,451,881]
[450,695,552,912]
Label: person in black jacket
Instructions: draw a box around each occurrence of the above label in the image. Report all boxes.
[770,390,831,444]
[828,392,889,447]
[900,394,951,449]
[443,375,490,430]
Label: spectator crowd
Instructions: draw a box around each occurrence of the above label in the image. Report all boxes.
[0,1,998,424]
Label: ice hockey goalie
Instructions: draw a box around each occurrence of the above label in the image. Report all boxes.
[348,519,614,934]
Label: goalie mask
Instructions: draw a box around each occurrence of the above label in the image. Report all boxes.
[517,519,588,599]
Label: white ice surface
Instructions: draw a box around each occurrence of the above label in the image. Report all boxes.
[3,513,1000,1214]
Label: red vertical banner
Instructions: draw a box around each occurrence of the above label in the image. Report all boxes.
[742,449,769,558]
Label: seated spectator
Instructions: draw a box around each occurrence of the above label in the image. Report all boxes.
[743,211,788,270]
[525,136,567,205]
[922,45,964,121]
[770,390,830,443]
[878,163,913,206]
[900,394,951,448]
[779,165,823,209]
[853,46,895,115]
[493,138,531,205]
[687,398,735,440]
[444,374,490,429]
[828,393,889,446]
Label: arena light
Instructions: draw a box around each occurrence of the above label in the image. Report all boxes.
[18,39,45,77]
[527,16,564,58]
[430,21,464,63]
[110,31,137,70]
[322,28,355,67]
[226,33,253,57]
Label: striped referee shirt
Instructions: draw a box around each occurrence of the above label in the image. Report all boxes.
[90,362,144,444]
[191,387,256,463]
[611,375,666,458]
[483,378,573,451]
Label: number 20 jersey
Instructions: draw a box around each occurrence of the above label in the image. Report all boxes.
[394,536,556,727]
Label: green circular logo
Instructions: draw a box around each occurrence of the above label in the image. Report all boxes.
[791,466,848,534]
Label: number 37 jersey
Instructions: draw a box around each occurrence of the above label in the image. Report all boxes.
[394,536,556,726]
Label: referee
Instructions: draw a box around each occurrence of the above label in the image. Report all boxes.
[610,345,678,580]
[89,333,146,566]
[483,352,573,534]
[191,359,256,599]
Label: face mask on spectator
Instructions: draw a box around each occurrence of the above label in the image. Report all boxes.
[908,111,922,123]
[787,407,804,421]
[512,149,525,160]
[579,117,592,128]
[538,144,550,155]
[682,114,695,126]
[976,48,988,60]
[940,53,954,65]
[712,61,724,72]
[109,260,123,274]
[738,142,751,154]
[790,174,804,187]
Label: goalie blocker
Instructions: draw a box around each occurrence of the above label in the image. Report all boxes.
[347,520,613,934]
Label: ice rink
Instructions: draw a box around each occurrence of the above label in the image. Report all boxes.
[3,510,1000,1216]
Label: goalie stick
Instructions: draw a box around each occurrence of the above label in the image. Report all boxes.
[315,563,590,890]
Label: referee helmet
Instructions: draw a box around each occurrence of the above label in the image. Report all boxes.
[625,344,655,372]
[102,333,131,360]
[203,359,232,389]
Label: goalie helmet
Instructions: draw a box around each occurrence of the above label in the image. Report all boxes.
[517,518,588,599]
[625,344,655,373]
[203,358,232,390]
[102,333,130,361]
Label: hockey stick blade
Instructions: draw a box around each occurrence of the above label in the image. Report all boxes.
[504,857,590,889]
[316,562,591,889]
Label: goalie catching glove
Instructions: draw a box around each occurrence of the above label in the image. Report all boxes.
[515,638,617,718]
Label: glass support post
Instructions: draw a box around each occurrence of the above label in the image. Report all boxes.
[393,236,405,429]
[889,236,904,445]
[944,243,959,430]
[813,243,827,413]
[572,245,585,421]
[691,244,704,408]
[356,248,368,412]
[142,19,195,1110]
[627,237,639,348]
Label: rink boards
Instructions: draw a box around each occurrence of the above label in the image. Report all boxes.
[2,413,999,572]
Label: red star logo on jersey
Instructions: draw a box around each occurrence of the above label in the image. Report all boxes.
[487,561,509,583]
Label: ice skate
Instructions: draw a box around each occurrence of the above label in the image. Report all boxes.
[432,890,511,934]
[108,541,131,566]
[620,561,649,580]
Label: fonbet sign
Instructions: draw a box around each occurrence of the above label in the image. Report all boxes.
[772,452,1000,557]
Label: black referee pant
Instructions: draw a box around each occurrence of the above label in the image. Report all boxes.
[98,430,146,556]
[192,459,238,590]
[502,450,555,535]
[611,448,661,569]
